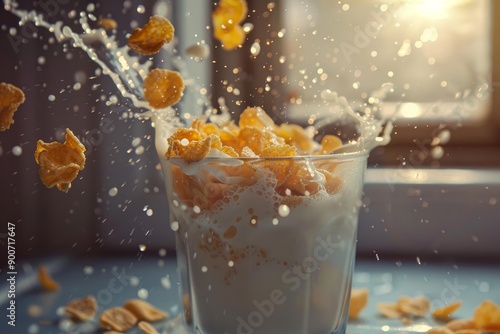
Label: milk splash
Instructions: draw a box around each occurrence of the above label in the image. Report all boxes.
[3,0,393,156]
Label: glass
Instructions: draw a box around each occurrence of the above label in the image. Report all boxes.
[159,152,368,334]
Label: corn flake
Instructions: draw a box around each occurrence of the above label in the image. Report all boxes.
[37,266,60,292]
[446,319,476,332]
[0,82,25,131]
[99,307,137,332]
[473,300,500,330]
[377,302,404,319]
[128,16,174,55]
[123,299,168,322]
[433,300,462,319]
[213,0,248,50]
[317,135,343,155]
[65,295,98,322]
[138,321,159,334]
[35,128,86,192]
[98,18,117,30]
[239,107,276,130]
[349,288,369,319]
[274,123,316,154]
[397,295,430,317]
[426,327,454,334]
[143,69,184,109]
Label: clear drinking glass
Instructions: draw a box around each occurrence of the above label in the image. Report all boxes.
[159,152,367,334]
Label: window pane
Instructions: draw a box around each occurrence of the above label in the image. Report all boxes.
[282,0,492,123]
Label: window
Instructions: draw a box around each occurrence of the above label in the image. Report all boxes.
[211,0,500,259]
[1,1,498,259]
[213,0,500,168]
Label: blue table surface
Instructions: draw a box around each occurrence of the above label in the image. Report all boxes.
[1,255,499,334]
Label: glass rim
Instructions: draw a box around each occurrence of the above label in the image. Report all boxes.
[166,150,369,163]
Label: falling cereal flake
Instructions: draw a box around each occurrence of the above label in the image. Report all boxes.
[278,204,290,217]
[139,244,146,251]
[138,288,149,299]
[108,187,118,197]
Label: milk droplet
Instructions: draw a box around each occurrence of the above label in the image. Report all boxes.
[28,324,39,334]
[243,22,254,33]
[186,44,210,60]
[320,89,337,101]
[437,129,451,145]
[137,5,146,13]
[478,281,489,292]
[272,218,279,225]
[139,244,146,251]
[228,260,235,267]
[138,288,149,299]
[146,208,153,216]
[278,204,290,217]
[131,137,141,147]
[161,275,171,289]
[170,221,179,232]
[12,145,22,156]
[201,266,208,273]
[130,276,140,286]
[83,266,94,275]
[135,145,144,155]
[48,94,56,101]
[193,206,201,214]
[431,146,444,160]
[250,42,261,56]
[108,187,118,197]
[159,248,167,257]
